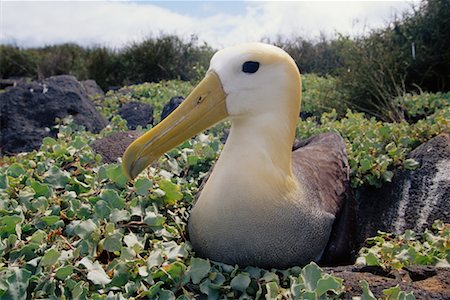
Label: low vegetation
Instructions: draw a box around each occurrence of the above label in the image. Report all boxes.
[0,78,448,298]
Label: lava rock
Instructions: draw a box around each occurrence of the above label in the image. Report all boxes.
[355,133,450,247]
[161,96,184,121]
[0,75,108,154]
[118,101,154,130]
[81,80,104,98]
[91,131,143,164]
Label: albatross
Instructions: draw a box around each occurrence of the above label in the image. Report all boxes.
[122,43,351,269]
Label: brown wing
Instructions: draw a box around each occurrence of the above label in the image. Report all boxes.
[292,132,355,265]
[291,132,349,216]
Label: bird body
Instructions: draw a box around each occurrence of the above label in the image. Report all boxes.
[122,43,350,269]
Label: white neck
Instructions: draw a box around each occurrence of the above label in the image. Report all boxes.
[199,111,300,206]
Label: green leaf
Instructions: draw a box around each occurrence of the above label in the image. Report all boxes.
[43,166,71,189]
[316,275,343,296]
[123,232,144,251]
[100,189,125,210]
[265,281,280,300]
[134,178,152,196]
[143,211,166,227]
[360,280,377,300]
[55,266,74,280]
[0,215,23,235]
[230,273,251,293]
[94,200,112,219]
[103,233,123,252]
[379,125,391,137]
[199,279,220,299]
[78,257,111,285]
[72,281,88,300]
[41,248,61,266]
[159,289,176,300]
[159,179,183,204]
[31,181,52,198]
[301,262,322,292]
[382,170,394,182]
[110,209,130,223]
[106,164,128,188]
[7,163,26,178]
[404,158,419,170]
[188,257,211,284]
[42,136,58,147]
[359,158,372,173]
[4,268,32,300]
[147,250,164,269]
[41,215,60,226]
[74,219,98,240]
[71,136,86,149]
[0,174,9,189]
[364,251,381,266]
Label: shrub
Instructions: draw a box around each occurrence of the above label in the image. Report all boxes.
[121,35,213,85]
[85,47,125,90]
[0,44,37,78]
[301,74,349,117]
[34,43,89,79]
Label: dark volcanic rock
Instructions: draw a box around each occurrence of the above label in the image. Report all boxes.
[324,265,450,299]
[161,96,184,121]
[118,101,154,130]
[81,80,104,98]
[91,131,142,163]
[356,133,450,247]
[0,75,108,154]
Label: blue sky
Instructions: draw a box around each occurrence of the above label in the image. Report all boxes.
[1,1,416,49]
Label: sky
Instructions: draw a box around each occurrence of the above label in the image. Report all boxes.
[1,1,417,49]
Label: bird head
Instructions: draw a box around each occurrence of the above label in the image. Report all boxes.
[122,43,301,179]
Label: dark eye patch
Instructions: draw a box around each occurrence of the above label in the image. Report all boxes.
[242,61,260,74]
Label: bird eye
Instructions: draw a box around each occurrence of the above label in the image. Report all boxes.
[242,61,260,74]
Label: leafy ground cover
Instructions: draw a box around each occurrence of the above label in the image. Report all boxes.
[0,79,449,299]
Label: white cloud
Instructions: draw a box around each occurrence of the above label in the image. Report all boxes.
[1,1,415,49]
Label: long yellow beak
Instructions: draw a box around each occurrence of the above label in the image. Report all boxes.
[122,71,228,179]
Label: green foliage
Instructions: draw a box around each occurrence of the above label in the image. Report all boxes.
[0,44,38,78]
[0,35,212,90]
[1,80,448,298]
[269,35,344,76]
[358,280,416,300]
[334,0,450,122]
[397,92,450,122]
[121,35,213,85]
[301,74,350,117]
[357,220,450,270]
[297,94,450,187]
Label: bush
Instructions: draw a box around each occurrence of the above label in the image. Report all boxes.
[34,43,89,79]
[85,47,125,90]
[301,74,349,117]
[121,35,213,85]
[0,35,213,89]
[333,0,450,122]
[0,45,38,78]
